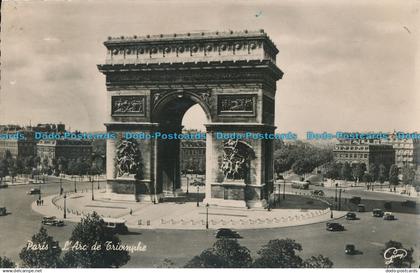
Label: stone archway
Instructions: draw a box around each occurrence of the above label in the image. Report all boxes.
[98,30,283,208]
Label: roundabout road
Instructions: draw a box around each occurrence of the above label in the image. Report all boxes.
[0,181,418,268]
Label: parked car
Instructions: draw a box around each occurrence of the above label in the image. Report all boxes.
[326,222,344,231]
[345,212,357,220]
[215,228,241,238]
[42,216,64,226]
[345,244,356,255]
[383,212,396,221]
[27,188,41,195]
[103,218,129,234]
[0,184,8,189]
[401,200,416,208]
[311,190,325,196]
[357,204,366,212]
[0,207,7,216]
[372,209,384,217]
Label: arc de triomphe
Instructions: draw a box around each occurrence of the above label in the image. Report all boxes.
[97,30,283,208]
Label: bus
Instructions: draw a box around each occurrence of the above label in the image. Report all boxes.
[291,181,309,190]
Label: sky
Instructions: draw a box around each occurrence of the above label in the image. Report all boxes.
[1,0,419,137]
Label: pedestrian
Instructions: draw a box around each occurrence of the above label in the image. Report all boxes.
[129,209,133,215]
[36,200,39,206]
[41,199,44,205]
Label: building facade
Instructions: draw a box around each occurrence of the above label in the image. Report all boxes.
[381,133,420,168]
[180,139,206,174]
[0,126,36,159]
[333,141,395,170]
[36,139,92,165]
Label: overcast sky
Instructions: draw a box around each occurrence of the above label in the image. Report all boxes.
[1,0,419,136]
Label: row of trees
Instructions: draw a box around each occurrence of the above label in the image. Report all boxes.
[0,150,104,183]
[324,161,418,187]
[184,238,333,268]
[274,140,333,176]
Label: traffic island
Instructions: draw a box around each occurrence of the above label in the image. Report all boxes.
[31,190,347,230]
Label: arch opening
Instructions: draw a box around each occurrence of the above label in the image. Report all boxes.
[152,93,209,198]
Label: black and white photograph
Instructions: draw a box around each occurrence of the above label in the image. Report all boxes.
[0,0,419,270]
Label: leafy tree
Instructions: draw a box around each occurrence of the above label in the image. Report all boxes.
[3,150,12,161]
[185,239,252,268]
[19,227,62,268]
[185,249,225,268]
[401,165,416,186]
[378,164,388,187]
[340,162,352,181]
[0,256,16,268]
[389,164,399,189]
[324,162,341,180]
[352,163,366,182]
[291,159,314,176]
[362,173,372,183]
[253,239,333,268]
[253,239,304,268]
[381,240,414,268]
[63,212,130,268]
[303,255,333,268]
[8,159,17,183]
[369,163,379,182]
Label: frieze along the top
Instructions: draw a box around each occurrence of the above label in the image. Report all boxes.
[102,30,279,66]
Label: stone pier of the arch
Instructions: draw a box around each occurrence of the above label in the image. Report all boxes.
[98,30,283,208]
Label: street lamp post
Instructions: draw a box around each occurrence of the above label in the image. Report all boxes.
[38,185,42,201]
[206,203,209,229]
[335,183,338,202]
[59,177,63,195]
[338,189,342,211]
[196,186,200,207]
[91,177,94,201]
[283,178,286,200]
[63,193,67,219]
[186,177,189,195]
[278,183,281,205]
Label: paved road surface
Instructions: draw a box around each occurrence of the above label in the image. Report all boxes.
[0,181,418,268]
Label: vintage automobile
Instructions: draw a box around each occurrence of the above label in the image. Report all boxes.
[383,212,396,221]
[27,188,41,195]
[311,190,325,196]
[42,216,64,226]
[103,218,129,234]
[345,212,357,220]
[214,228,241,238]
[326,222,344,231]
[345,244,357,255]
[372,209,384,217]
[0,207,7,216]
[357,204,366,212]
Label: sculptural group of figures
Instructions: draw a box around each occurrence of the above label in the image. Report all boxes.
[221,139,254,180]
[115,139,142,177]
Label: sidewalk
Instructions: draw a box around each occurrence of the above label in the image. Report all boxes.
[32,190,346,230]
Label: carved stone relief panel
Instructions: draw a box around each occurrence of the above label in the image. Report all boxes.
[111,96,146,116]
[217,94,256,115]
